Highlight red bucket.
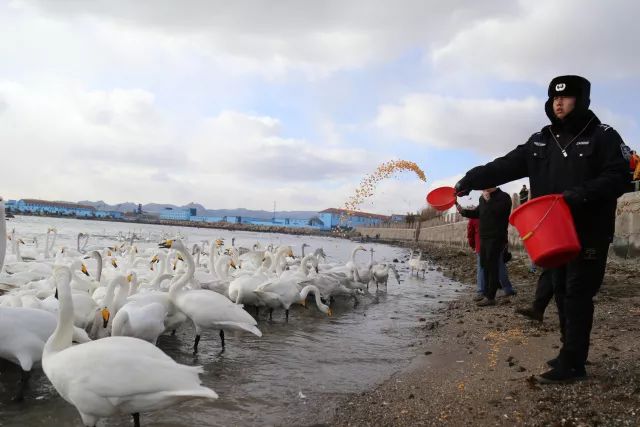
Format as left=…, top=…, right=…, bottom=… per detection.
left=426, top=186, right=456, bottom=211
left=509, top=194, right=581, bottom=268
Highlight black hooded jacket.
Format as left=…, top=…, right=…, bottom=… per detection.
left=458, top=104, right=628, bottom=243
left=458, top=188, right=512, bottom=241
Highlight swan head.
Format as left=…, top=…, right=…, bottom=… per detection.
left=80, top=263, right=90, bottom=276
left=159, top=239, right=174, bottom=249
left=101, top=307, right=110, bottom=328
left=159, top=239, right=187, bottom=253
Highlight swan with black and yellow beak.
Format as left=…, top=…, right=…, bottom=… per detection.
left=160, top=239, right=261, bottom=353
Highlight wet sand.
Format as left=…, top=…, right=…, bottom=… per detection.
left=332, top=244, right=640, bottom=426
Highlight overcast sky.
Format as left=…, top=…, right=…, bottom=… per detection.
left=1, top=0, right=638, bottom=214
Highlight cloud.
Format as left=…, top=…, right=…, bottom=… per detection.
left=188, top=111, right=373, bottom=181
left=14, top=0, right=519, bottom=77
left=0, top=80, right=403, bottom=211
left=431, top=0, right=640, bottom=83
left=376, top=93, right=545, bottom=154
left=376, top=91, right=638, bottom=156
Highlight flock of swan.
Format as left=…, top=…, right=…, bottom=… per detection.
left=0, top=197, right=401, bottom=427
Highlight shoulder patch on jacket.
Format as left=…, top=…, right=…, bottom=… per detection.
left=599, top=124, right=612, bottom=132
left=621, top=143, right=632, bottom=161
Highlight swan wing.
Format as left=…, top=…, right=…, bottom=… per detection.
left=175, top=290, right=259, bottom=331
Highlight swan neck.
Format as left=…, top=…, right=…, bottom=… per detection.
left=352, top=263, right=362, bottom=281
left=44, top=229, right=50, bottom=259
left=94, top=251, right=103, bottom=282
left=112, top=278, right=130, bottom=310
left=169, top=244, right=195, bottom=298
left=273, top=249, right=288, bottom=275
left=128, top=277, right=139, bottom=296
left=15, top=238, right=23, bottom=262
left=350, top=247, right=359, bottom=263
left=209, top=245, right=217, bottom=274
left=301, top=285, right=329, bottom=313
left=45, top=270, right=74, bottom=354
left=103, top=276, right=120, bottom=308
left=300, top=254, right=314, bottom=277
left=156, top=252, right=167, bottom=277
left=48, top=230, right=57, bottom=254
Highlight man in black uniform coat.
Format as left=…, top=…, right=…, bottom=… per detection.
left=454, top=75, right=629, bottom=383
left=456, top=187, right=511, bottom=307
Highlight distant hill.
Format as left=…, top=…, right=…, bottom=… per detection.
left=78, top=200, right=319, bottom=220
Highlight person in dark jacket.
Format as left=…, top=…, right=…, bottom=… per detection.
left=456, top=187, right=512, bottom=306
left=519, top=185, right=529, bottom=205
left=454, top=75, right=629, bottom=383
left=467, top=215, right=516, bottom=300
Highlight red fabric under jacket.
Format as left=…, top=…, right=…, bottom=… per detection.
left=467, top=218, right=480, bottom=254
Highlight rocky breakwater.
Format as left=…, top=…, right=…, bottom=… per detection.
left=613, top=191, right=640, bottom=258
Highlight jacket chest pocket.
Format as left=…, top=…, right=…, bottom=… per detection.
left=574, top=141, right=594, bottom=159
left=530, top=141, right=548, bottom=159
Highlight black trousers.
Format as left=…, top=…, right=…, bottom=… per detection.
left=532, top=269, right=553, bottom=314
left=550, top=241, right=609, bottom=369
left=480, top=238, right=504, bottom=300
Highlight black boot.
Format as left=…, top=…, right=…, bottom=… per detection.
left=537, top=366, right=586, bottom=384
left=515, top=306, right=543, bottom=322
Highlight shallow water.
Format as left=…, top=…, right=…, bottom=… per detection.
left=0, top=216, right=464, bottom=426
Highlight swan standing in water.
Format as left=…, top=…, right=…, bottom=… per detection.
left=43, top=266, right=218, bottom=427
left=160, top=239, right=261, bottom=352
left=371, top=263, right=400, bottom=290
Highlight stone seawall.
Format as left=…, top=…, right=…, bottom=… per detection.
left=357, top=192, right=640, bottom=258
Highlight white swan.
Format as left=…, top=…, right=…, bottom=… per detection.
left=353, top=247, right=375, bottom=288
left=299, top=284, right=332, bottom=316
left=371, top=263, right=400, bottom=290
left=88, top=275, right=130, bottom=339
left=254, top=277, right=304, bottom=322
left=0, top=306, right=55, bottom=400
left=408, top=250, right=419, bottom=275
left=160, top=239, right=261, bottom=352
left=0, top=305, right=91, bottom=401
left=111, top=301, right=167, bottom=345
left=43, top=266, right=218, bottom=427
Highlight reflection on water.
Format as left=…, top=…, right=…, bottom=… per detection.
left=0, top=216, right=464, bottom=426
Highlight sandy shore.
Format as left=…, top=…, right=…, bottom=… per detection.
left=331, top=244, right=640, bottom=426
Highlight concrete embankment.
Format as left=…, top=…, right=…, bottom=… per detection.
left=357, top=192, right=640, bottom=258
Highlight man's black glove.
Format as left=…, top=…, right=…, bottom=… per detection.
left=454, top=178, right=471, bottom=197
left=562, top=189, right=587, bottom=209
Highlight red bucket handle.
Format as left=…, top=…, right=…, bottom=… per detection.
left=520, top=195, right=562, bottom=242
